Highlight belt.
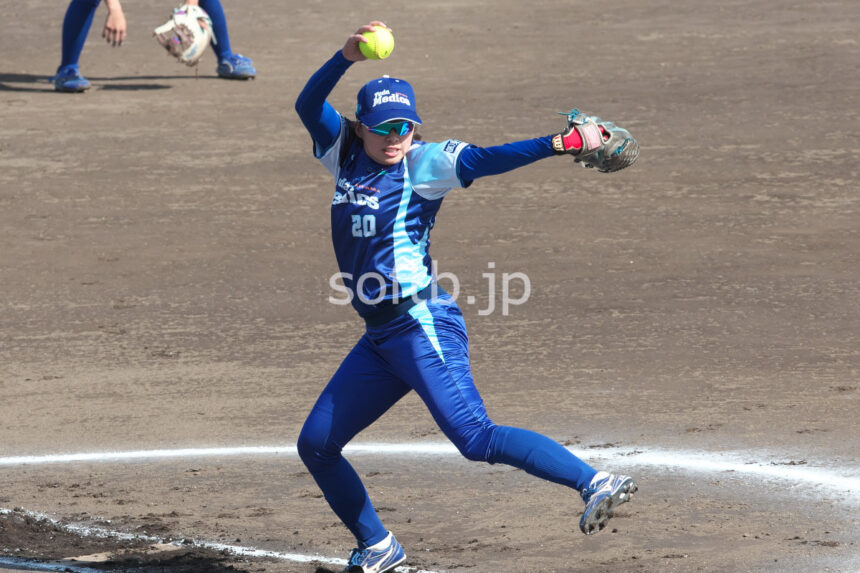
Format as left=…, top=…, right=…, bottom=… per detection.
left=362, top=285, right=438, bottom=327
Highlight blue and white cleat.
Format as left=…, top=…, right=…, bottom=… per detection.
left=216, top=53, right=256, bottom=79
left=579, top=471, right=637, bottom=535
left=344, top=531, right=406, bottom=573
left=52, top=65, right=91, bottom=92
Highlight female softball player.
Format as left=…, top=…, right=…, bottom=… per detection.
left=295, top=22, right=639, bottom=573
left=52, top=0, right=255, bottom=92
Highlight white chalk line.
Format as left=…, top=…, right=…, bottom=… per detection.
left=1, top=442, right=858, bottom=496
left=0, top=507, right=437, bottom=573
left=2, top=442, right=858, bottom=572
left=0, top=556, right=103, bottom=573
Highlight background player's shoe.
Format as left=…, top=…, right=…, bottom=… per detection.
left=216, top=54, right=256, bottom=79
left=579, top=471, right=637, bottom=535
left=344, top=531, right=406, bottom=573
left=52, top=65, right=91, bottom=92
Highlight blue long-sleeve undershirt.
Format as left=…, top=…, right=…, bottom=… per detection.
left=294, top=51, right=351, bottom=152
left=294, top=51, right=556, bottom=182
left=458, top=137, right=555, bottom=181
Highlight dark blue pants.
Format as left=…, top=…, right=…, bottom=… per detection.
left=297, top=294, right=597, bottom=548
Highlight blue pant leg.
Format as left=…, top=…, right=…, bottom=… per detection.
left=487, top=425, right=597, bottom=490
left=59, top=0, right=101, bottom=69
left=377, top=301, right=495, bottom=460
left=199, top=0, right=232, bottom=60
left=297, top=334, right=410, bottom=548
left=380, top=299, right=597, bottom=491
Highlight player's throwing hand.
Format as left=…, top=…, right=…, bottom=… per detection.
left=342, top=21, right=390, bottom=62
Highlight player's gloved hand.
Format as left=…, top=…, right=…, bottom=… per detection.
left=153, top=4, right=215, bottom=66
left=552, top=109, right=639, bottom=173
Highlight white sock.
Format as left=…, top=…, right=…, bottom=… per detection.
left=368, top=532, right=393, bottom=550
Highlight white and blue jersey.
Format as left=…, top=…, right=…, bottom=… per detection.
left=295, top=49, right=599, bottom=551
left=316, top=116, right=471, bottom=316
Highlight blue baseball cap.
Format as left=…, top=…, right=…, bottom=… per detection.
left=355, top=75, right=422, bottom=127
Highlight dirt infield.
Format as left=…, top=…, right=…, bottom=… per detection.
left=1, top=0, right=858, bottom=571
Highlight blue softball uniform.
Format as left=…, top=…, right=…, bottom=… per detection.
left=295, top=50, right=598, bottom=549
left=318, top=114, right=470, bottom=316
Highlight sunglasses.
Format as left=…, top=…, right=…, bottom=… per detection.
left=364, top=121, right=415, bottom=136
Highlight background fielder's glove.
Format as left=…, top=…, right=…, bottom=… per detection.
left=552, top=109, right=639, bottom=173
left=153, top=4, right=215, bottom=66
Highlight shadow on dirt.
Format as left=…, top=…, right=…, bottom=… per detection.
left=88, top=549, right=260, bottom=572
left=0, top=552, right=255, bottom=572
left=0, top=72, right=213, bottom=92
left=0, top=73, right=53, bottom=92
left=0, top=509, right=260, bottom=572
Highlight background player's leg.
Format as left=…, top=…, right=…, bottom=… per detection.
left=54, top=0, right=100, bottom=92
left=383, top=301, right=598, bottom=491
left=198, top=0, right=231, bottom=59
left=60, top=0, right=100, bottom=68
left=199, top=0, right=256, bottom=79
left=297, top=335, right=410, bottom=549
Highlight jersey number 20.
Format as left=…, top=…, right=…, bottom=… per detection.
left=351, top=214, right=376, bottom=238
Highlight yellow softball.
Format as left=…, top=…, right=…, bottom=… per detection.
left=359, top=27, right=395, bottom=60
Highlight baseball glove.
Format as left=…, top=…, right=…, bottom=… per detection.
left=552, top=109, right=639, bottom=173
left=153, top=4, right=215, bottom=66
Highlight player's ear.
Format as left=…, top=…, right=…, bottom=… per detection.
left=352, top=121, right=366, bottom=139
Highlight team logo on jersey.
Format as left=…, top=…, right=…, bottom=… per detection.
left=333, top=177, right=380, bottom=209
left=372, top=89, right=411, bottom=108
left=444, top=140, right=462, bottom=153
